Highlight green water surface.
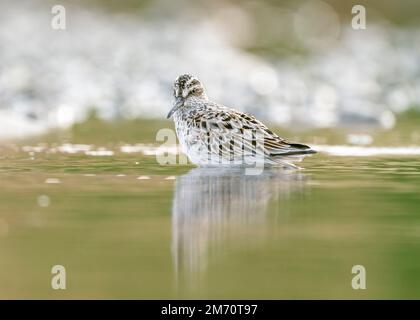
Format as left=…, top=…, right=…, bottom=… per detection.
left=1, top=149, right=419, bottom=299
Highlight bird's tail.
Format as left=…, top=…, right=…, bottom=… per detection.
left=270, top=143, right=317, bottom=157
left=266, top=143, right=316, bottom=168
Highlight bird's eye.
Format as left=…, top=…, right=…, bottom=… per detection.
left=191, top=87, right=200, bottom=95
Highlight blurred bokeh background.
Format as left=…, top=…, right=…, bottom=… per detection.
left=1, top=0, right=420, bottom=300
left=1, top=0, right=419, bottom=141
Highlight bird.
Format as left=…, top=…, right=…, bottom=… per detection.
left=167, top=74, right=316, bottom=167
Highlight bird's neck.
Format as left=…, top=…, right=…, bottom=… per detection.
left=174, top=95, right=208, bottom=120
left=182, top=95, right=208, bottom=112
left=185, top=94, right=208, bottom=104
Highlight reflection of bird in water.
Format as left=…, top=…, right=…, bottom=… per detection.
left=171, top=167, right=308, bottom=284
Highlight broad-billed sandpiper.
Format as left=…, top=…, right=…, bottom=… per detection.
left=167, top=74, right=316, bottom=167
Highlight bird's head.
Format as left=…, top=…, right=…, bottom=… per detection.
left=167, top=74, right=207, bottom=119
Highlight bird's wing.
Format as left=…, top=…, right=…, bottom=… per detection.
left=186, top=103, right=314, bottom=159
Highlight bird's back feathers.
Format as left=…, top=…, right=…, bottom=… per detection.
left=174, top=100, right=316, bottom=166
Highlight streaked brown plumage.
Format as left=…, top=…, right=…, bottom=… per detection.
left=167, top=74, right=316, bottom=167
